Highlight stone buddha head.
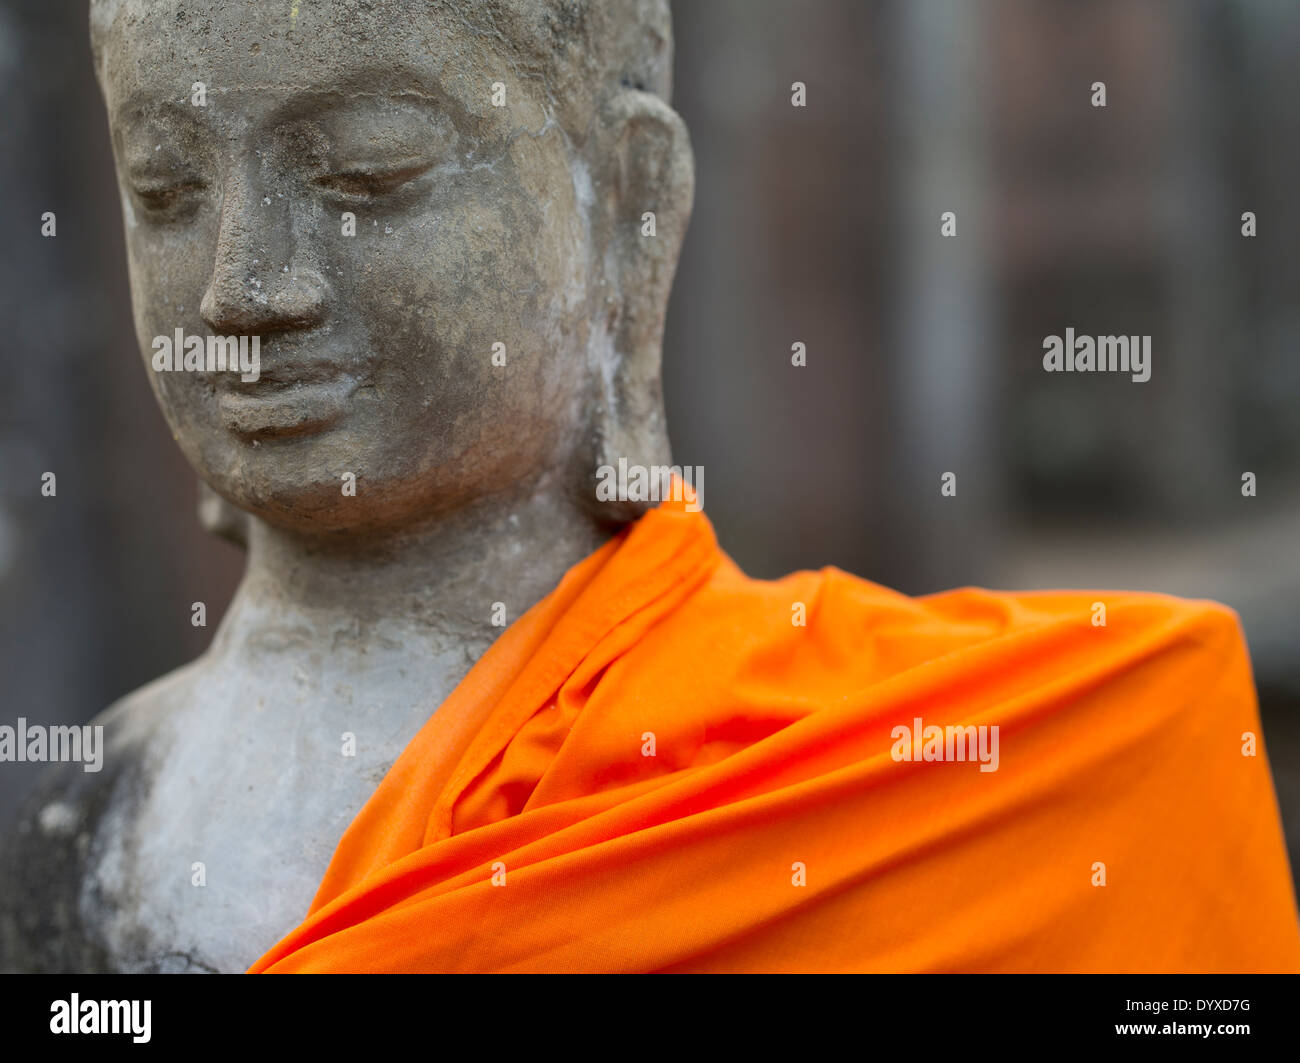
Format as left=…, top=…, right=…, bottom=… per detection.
left=91, top=0, right=693, bottom=537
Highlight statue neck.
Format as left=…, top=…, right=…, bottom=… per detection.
left=208, top=481, right=615, bottom=679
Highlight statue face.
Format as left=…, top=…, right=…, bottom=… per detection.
left=98, top=2, right=603, bottom=534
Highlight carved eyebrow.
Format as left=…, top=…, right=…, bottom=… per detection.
left=110, top=68, right=481, bottom=151
left=258, top=83, right=467, bottom=135
left=111, top=94, right=212, bottom=133
left=111, top=100, right=216, bottom=171
left=254, top=65, right=478, bottom=129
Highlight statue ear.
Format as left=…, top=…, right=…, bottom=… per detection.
left=586, top=89, right=694, bottom=523
left=198, top=479, right=249, bottom=549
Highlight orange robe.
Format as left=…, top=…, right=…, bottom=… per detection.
left=251, top=497, right=1300, bottom=972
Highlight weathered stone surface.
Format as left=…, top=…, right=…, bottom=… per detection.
left=0, top=0, right=692, bottom=972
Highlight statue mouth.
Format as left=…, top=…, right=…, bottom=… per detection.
left=220, top=355, right=349, bottom=392
left=217, top=372, right=359, bottom=441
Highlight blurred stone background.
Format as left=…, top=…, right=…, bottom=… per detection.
left=2, top=0, right=1298, bottom=891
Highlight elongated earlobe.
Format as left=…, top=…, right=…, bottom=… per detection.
left=586, top=89, right=695, bottom=523
left=198, top=479, right=249, bottom=548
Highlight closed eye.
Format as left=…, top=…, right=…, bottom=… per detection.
left=131, top=179, right=207, bottom=219
left=313, top=162, right=433, bottom=200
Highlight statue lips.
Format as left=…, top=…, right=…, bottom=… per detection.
left=217, top=350, right=360, bottom=441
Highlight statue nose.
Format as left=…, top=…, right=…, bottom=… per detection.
left=200, top=177, right=329, bottom=334
left=200, top=263, right=329, bottom=334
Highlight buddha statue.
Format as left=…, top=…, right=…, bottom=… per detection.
left=4, top=0, right=1296, bottom=975
left=0, top=0, right=691, bottom=972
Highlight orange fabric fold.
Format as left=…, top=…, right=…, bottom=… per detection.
left=250, top=497, right=1300, bottom=973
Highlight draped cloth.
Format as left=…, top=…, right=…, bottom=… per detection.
left=250, top=496, right=1300, bottom=972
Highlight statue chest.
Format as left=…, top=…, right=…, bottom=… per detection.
left=3, top=659, right=460, bottom=972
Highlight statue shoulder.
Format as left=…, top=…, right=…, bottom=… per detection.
left=0, top=661, right=204, bottom=972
